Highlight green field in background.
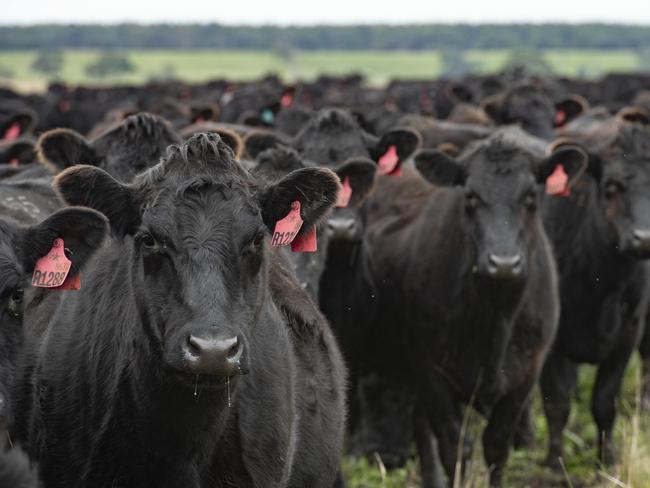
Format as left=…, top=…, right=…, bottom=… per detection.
left=0, top=49, right=644, bottom=91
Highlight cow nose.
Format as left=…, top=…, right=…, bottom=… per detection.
left=631, top=229, right=650, bottom=253
left=487, top=254, right=522, bottom=278
left=183, top=335, right=243, bottom=377
left=327, top=218, right=358, bottom=240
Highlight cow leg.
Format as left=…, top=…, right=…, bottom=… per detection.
left=639, top=327, right=650, bottom=411
left=512, top=400, right=535, bottom=450
left=420, top=377, right=466, bottom=485
left=591, top=339, right=636, bottom=466
left=414, top=402, right=445, bottom=488
left=482, top=385, right=533, bottom=487
left=540, top=350, right=578, bottom=471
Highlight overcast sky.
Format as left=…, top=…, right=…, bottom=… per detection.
left=3, top=0, right=650, bottom=25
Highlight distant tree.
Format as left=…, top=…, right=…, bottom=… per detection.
left=502, top=48, right=554, bottom=75
left=440, top=49, right=477, bottom=77
left=148, top=64, right=178, bottom=82
left=31, top=50, right=63, bottom=77
left=85, top=52, right=135, bottom=78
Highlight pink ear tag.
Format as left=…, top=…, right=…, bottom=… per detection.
left=271, top=201, right=304, bottom=247
left=31, top=238, right=72, bottom=288
left=281, top=94, right=293, bottom=108
left=291, top=226, right=317, bottom=253
left=9, top=158, right=19, bottom=167
left=194, top=116, right=205, bottom=123
left=3, top=122, right=20, bottom=141
left=336, top=177, right=353, bottom=208
left=377, top=145, right=400, bottom=176
left=546, top=164, right=570, bottom=196
left=555, top=110, right=567, bottom=127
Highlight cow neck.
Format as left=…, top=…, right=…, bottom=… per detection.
left=545, top=182, right=637, bottom=288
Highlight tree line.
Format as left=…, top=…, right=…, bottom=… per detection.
left=1, top=23, right=650, bottom=50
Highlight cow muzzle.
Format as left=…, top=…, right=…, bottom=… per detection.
left=182, top=334, right=245, bottom=377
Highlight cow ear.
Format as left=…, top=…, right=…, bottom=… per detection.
left=0, top=138, right=36, bottom=165
left=54, top=165, right=140, bottom=236
left=22, top=207, right=108, bottom=275
left=414, top=149, right=466, bottom=186
left=617, top=106, right=650, bottom=126
left=244, top=130, right=291, bottom=159
left=335, top=158, right=377, bottom=207
left=254, top=145, right=305, bottom=181
left=213, top=128, right=243, bottom=160
left=538, top=143, right=589, bottom=187
left=555, top=95, right=588, bottom=126
left=37, top=128, right=98, bottom=173
left=259, top=167, right=341, bottom=233
left=481, top=93, right=504, bottom=124
left=372, top=128, right=421, bottom=164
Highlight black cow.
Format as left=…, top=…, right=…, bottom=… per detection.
left=245, top=108, right=420, bottom=468
left=16, top=133, right=346, bottom=488
left=362, top=128, right=585, bottom=486
left=0, top=182, right=108, bottom=488
left=37, top=112, right=181, bottom=181
left=540, top=121, right=650, bottom=468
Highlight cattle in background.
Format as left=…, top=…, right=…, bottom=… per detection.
left=36, top=112, right=181, bottom=182
left=361, top=128, right=586, bottom=486
left=540, top=120, right=650, bottom=468
left=244, top=108, right=420, bottom=468
left=15, top=133, right=346, bottom=488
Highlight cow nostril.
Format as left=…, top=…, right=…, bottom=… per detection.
left=227, top=337, right=241, bottom=360
left=187, top=335, right=201, bottom=355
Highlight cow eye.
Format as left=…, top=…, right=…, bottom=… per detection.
left=7, top=287, right=24, bottom=318
left=604, top=181, right=623, bottom=198
left=523, top=191, right=537, bottom=210
left=465, top=190, right=478, bottom=212
left=141, top=233, right=157, bottom=249
left=253, top=232, right=265, bottom=247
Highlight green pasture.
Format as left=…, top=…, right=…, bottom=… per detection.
left=0, top=49, right=644, bottom=91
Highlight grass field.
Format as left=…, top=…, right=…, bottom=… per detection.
left=342, top=356, right=650, bottom=487
left=0, top=49, right=645, bottom=91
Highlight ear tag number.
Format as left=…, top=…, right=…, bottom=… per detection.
left=546, top=164, right=570, bottom=196
left=31, top=238, right=72, bottom=288
left=291, top=226, right=317, bottom=253
left=336, top=177, right=353, bottom=208
left=377, top=145, right=400, bottom=176
left=271, top=201, right=303, bottom=247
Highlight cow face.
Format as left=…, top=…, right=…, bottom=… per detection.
left=38, top=113, right=181, bottom=181
left=415, top=131, right=587, bottom=281
left=590, top=124, right=650, bottom=257
left=0, top=207, right=107, bottom=426
left=55, top=133, right=340, bottom=389
left=484, top=85, right=556, bottom=140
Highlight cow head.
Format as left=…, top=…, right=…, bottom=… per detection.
left=483, top=84, right=556, bottom=140
left=38, top=113, right=181, bottom=181
left=584, top=123, right=650, bottom=257
left=0, top=207, right=107, bottom=426
left=415, top=129, right=587, bottom=281
left=55, top=133, right=340, bottom=390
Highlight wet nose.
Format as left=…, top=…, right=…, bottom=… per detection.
left=487, top=254, right=523, bottom=279
left=327, top=218, right=358, bottom=240
left=631, top=229, right=650, bottom=253
left=183, top=335, right=243, bottom=377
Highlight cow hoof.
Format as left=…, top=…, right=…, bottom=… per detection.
left=599, top=445, right=617, bottom=467
left=544, top=453, right=564, bottom=472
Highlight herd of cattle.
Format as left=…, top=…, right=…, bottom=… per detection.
left=1, top=70, right=650, bottom=488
